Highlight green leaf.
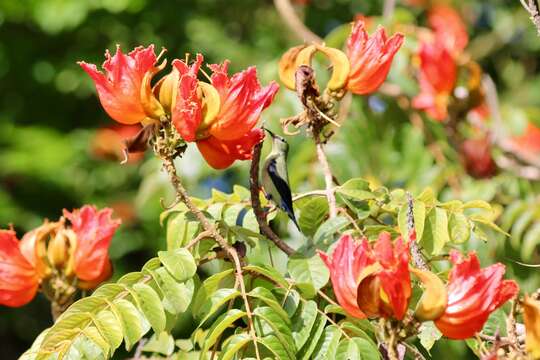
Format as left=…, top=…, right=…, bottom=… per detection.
left=192, top=269, right=235, bottom=318
left=243, top=264, right=289, bottom=289
left=142, top=332, right=175, bottom=356
left=449, top=212, right=470, bottom=244
left=248, top=287, right=290, bottom=324
left=297, top=314, right=327, bottom=360
left=291, top=301, right=318, bottom=350
left=201, top=309, right=247, bottom=355
left=287, top=256, right=329, bottom=298
left=153, top=268, right=193, bottom=314
left=418, top=322, right=442, bottom=353
left=422, top=208, right=450, bottom=255
left=258, top=335, right=293, bottom=360
left=132, top=283, right=166, bottom=334
left=462, top=200, right=492, bottom=210
left=339, top=178, right=371, bottom=191
left=94, top=310, right=123, bottom=353
left=112, top=299, right=145, bottom=351
left=522, top=222, right=540, bottom=261
left=223, top=204, right=246, bottom=226
left=313, top=216, right=350, bottom=246
left=335, top=338, right=379, bottom=360
left=312, top=325, right=341, bottom=360
left=66, top=334, right=106, bottom=360
left=219, top=333, right=251, bottom=360
left=253, top=307, right=296, bottom=358
left=158, top=248, right=197, bottom=282
left=198, top=288, right=241, bottom=324
left=337, top=188, right=375, bottom=201
left=299, top=197, right=329, bottom=237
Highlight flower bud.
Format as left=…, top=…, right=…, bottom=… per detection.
left=140, top=60, right=167, bottom=120
left=523, top=295, right=540, bottom=359
left=278, top=45, right=308, bottom=90
left=157, top=67, right=180, bottom=112
left=47, top=231, right=69, bottom=269
left=195, top=81, right=221, bottom=138
left=410, top=268, right=448, bottom=322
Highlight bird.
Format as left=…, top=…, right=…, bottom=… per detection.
left=261, top=128, right=301, bottom=231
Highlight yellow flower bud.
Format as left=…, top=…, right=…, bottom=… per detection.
left=411, top=267, right=448, bottom=322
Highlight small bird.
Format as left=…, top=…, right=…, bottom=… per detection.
left=261, top=128, right=301, bottom=231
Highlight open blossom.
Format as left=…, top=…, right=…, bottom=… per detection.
left=0, top=230, right=43, bottom=307
left=434, top=251, right=519, bottom=339
left=412, top=42, right=457, bottom=121
left=79, top=45, right=162, bottom=125
left=346, top=21, right=404, bottom=95
left=319, top=233, right=411, bottom=320
left=427, top=5, right=468, bottom=57
left=172, top=55, right=279, bottom=169
left=63, top=206, right=121, bottom=285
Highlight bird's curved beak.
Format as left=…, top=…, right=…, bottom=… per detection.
left=263, top=127, right=276, bottom=138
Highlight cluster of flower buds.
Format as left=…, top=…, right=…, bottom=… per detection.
left=0, top=206, right=120, bottom=308
left=79, top=47, right=278, bottom=169
left=279, top=20, right=404, bottom=99
left=319, top=233, right=519, bottom=340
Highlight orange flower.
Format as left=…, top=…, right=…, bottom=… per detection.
left=172, top=56, right=279, bottom=169
left=0, top=230, right=42, bottom=307
left=91, top=124, right=144, bottom=163
left=79, top=45, right=162, bottom=125
left=412, top=42, right=457, bottom=121
left=63, top=206, right=121, bottom=283
left=523, top=295, right=540, bottom=359
left=510, top=123, right=540, bottom=157
left=319, top=232, right=411, bottom=320
left=427, top=5, right=469, bottom=57
left=345, top=21, right=404, bottom=95
left=434, top=251, right=519, bottom=339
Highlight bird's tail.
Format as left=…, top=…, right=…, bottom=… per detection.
left=288, top=210, right=302, bottom=233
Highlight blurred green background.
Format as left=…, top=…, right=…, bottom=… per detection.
left=1, top=0, right=540, bottom=358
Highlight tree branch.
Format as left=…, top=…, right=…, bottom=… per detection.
left=249, top=141, right=296, bottom=256
left=406, top=192, right=429, bottom=270
left=273, top=0, right=322, bottom=43
left=520, top=0, right=540, bottom=35
left=316, top=142, right=338, bottom=218
left=161, top=156, right=260, bottom=359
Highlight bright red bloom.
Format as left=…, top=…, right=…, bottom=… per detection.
left=63, top=206, right=121, bottom=282
left=319, top=233, right=411, bottom=320
left=412, top=42, right=457, bottom=121
left=79, top=45, right=159, bottom=125
left=0, top=230, right=42, bottom=307
left=460, top=137, right=497, bottom=179
left=434, top=251, right=519, bottom=339
left=345, top=21, right=404, bottom=95
left=172, top=56, right=278, bottom=169
left=510, top=123, right=540, bottom=156
left=428, top=5, right=469, bottom=57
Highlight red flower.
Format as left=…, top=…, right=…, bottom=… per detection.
left=63, top=206, right=121, bottom=283
left=510, top=123, right=540, bottom=157
left=172, top=56, right=279, bottom=169
left=428, top=5, right=469, bottom=57
left=460, top=137, right=497, bottom=179
left=412, top=42, right=457, bottom=121
left=345, top=21, right=404, bottom=95
left=0, top=230, right=42, bottom=307
left=319, top=232, right=411, bottom=320
left=79, top=45, right=160, bottom=125
left=434, top=251, right=519, bottom=339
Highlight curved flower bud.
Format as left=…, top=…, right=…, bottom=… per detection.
left=63, top=206, right=121, bottom=284
left=428, top=5, right=468, bottom=57
left=412, top=42, right=457, bottom=121
left=207, top=62, right=279, bottom=141
left=345, top=21, right=404, bottom=95
left=319, top=232, right=411, bottom=320
left=0, top=230, right=41, bottom=307
left=411, top=268, right=447, bottom=322
left=79, top=45, right=163, bottom=125
left=434, top=251, right=519, bottom=339
left=279, top=45, right=308, bottom=90
left=523, top=295, right=540, bottom=359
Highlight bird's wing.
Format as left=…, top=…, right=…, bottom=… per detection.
left=267, top=158, right=294, bottom=215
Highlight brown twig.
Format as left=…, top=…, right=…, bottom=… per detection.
left=520, top=0, right=540, bottom=35
left=316, top=142, right=338, bottom=218
left=161, top=156, right=261, bottom=359
left=249, top=141, right=296, bottom=256
left=273, top=0, right=322, bottom=43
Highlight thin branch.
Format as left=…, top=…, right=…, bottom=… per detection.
left=383, top=0, right=397, bottom=22
left=406, top=192, right=429, bottom=270
left=273, top=0, right=322, bottom=43
left=185, top=230, right=212, bottom=250
left=292, top=189, right=333, bottom=202
left=249, top=141, right=296, bottom=256
left=520, top=0, right=540, bottom=35
left=161, top=156, right=261, bottom=359
left=316, top=142, right=338, bottom=218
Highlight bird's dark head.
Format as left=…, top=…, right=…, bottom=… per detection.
left=264, top=128, right=289, bottom=153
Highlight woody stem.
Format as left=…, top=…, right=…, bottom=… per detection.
left=315, top=141, right=338, bottom=218
left=161, top=155, right=261, bottom=359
